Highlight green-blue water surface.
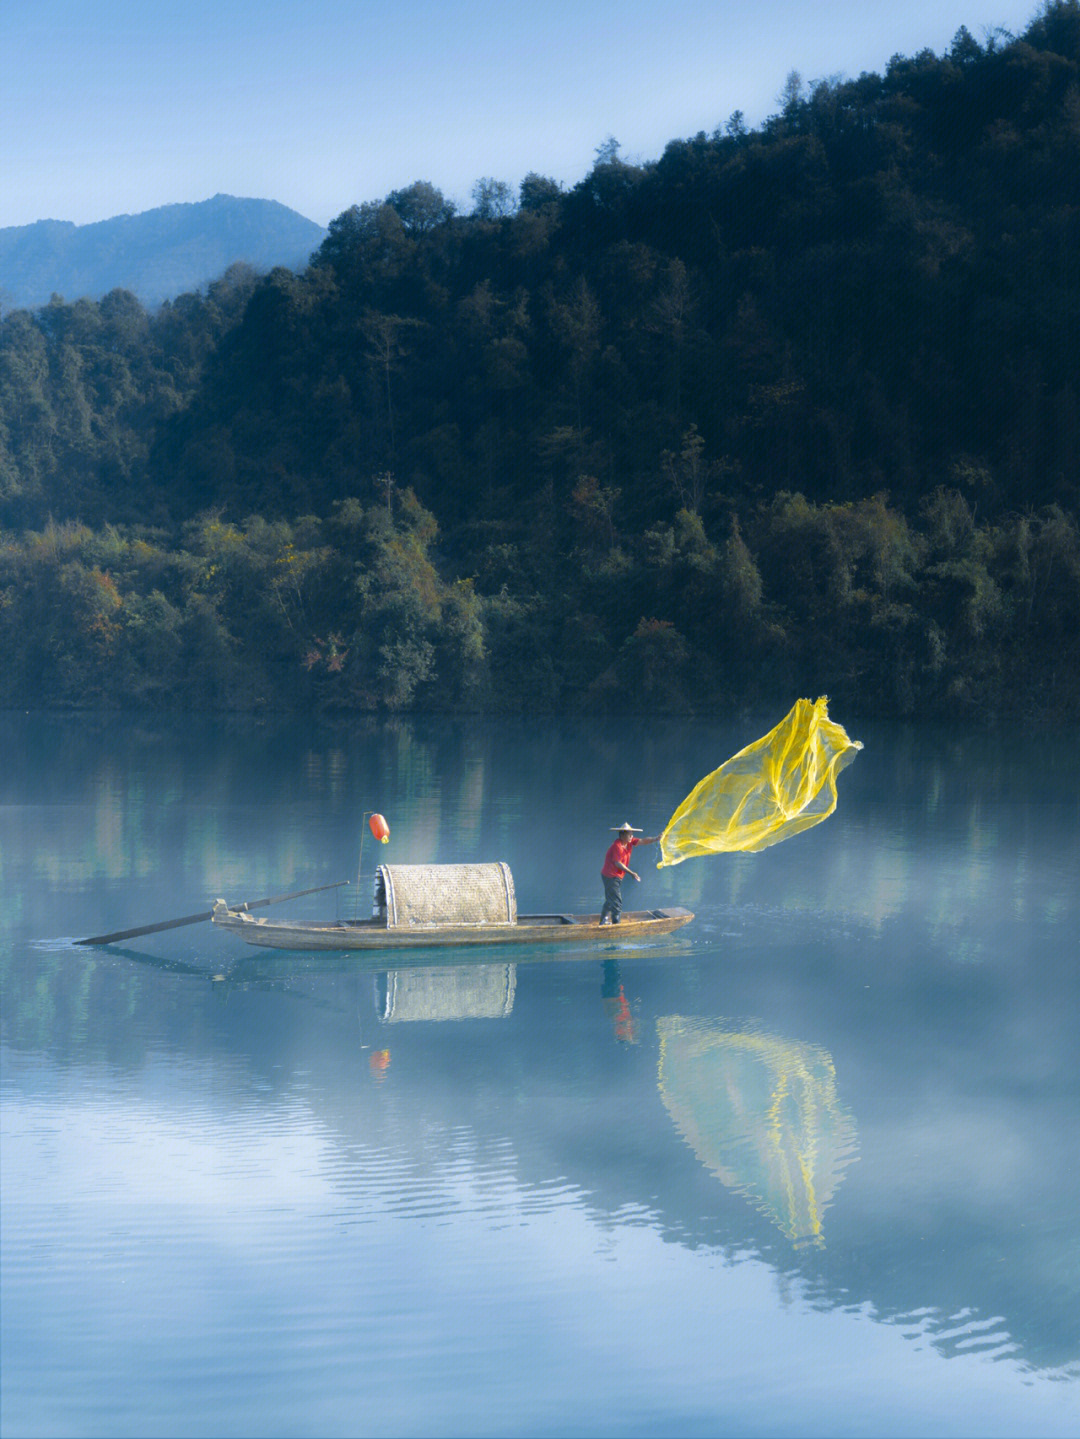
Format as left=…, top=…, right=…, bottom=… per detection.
left=2, top=711, right=1077, bottom=1437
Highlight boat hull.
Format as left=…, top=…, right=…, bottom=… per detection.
left=211, top=906, right=694, bottom=952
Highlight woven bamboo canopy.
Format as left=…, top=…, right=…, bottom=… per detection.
left=377, top=862, right=517, bottom=929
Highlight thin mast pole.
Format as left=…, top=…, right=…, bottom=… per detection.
left=354, top=812, right=371, bottom=920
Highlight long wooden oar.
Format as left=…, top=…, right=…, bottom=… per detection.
left=75, top=880, right=349, bottom=946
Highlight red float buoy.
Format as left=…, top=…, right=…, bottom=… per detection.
left=368, top=813, right=390, bottom=844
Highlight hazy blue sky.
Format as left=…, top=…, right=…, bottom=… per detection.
left=2, top=0, right=1043, bottom=230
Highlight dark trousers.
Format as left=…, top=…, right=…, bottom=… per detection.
left=601, top=875, right=624, bottom=923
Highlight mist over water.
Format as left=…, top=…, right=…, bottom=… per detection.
left=2, top=711, right=1078, bottom=1437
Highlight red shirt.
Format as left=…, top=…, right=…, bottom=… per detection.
left=602, top=837, right=640, bottom=878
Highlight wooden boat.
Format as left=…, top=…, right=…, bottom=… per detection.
left=211, top=860, right=693, bottom=953
left=210, top=904, right=695, bottom=951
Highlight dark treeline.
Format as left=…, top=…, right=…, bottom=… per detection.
left=2, top=4, right=1079, bottom=720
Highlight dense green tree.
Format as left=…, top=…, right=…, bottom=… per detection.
left=471, top=179, right=516, bottom=219
left=385, top=181, right=456, bottom=235
left=518, top=174, right=562, bottom=210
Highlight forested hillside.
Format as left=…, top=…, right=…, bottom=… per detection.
left=2, top=5, right=1078, bottom=720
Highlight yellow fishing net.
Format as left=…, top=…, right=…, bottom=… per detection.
left=658, top=696, right=862, bottom=867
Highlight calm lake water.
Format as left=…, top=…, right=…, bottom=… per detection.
left=2, top=710, right=1078, bottom=1438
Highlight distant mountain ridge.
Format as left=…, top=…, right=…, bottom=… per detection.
left=0, top=194, right=327, bottom=310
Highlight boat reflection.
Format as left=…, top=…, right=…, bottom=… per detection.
left=375, top=965, right=516, bottom=1022
left=657, top=1016, right=858, bottom=1248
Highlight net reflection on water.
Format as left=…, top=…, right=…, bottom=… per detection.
left=657, top=1015, right=859, bottom=1248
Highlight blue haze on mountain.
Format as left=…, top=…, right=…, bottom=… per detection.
left=0, top=194, right=327, bottom=311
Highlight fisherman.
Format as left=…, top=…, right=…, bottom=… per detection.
left=600, top=823, right=661, bottom=924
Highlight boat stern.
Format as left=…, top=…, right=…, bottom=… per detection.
left=211, top=898, right=248, bottom=931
